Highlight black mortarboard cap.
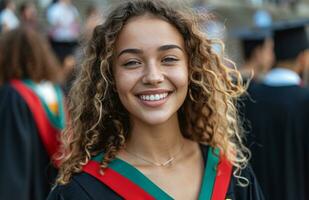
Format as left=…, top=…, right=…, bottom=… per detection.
left=273, top=19, right=309, bottom=61
left=235, top=28, right=272, bottom=60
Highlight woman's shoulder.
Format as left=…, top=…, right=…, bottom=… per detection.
left=0, top=81, right=33, bottom=106
left=47, top=175, right=92, bottom=200
left=0, top=83, right=30, bottom=114
left=0, top=83, right=21, bottom=100
left=47, top=173, right=122, bottom=200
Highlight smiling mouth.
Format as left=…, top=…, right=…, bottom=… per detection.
left=138, top=92, right=169, bottom=101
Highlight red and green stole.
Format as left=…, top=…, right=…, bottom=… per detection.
left=83, top=147, right=232, bottom=200
left=10, top=79, right=65, bottom=165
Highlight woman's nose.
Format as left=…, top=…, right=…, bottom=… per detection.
left=142, top=62, right=164, bottom=85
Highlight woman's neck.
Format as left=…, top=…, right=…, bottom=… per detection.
left=125, top=114, right=185, bottom=162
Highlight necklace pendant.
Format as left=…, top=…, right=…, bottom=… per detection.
left=161, top=157, right=175, bottom=166
left=125, top=141, right=184, bottom=167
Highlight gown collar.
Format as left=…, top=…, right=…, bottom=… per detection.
left=85, top=145, right=231, bottom=200
left=262, top=68, right=301, bottom=86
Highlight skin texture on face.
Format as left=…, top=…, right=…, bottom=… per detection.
left=113, top=15, right=189, bottom=127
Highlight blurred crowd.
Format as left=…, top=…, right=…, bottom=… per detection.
left=0, top=0, right=102, bottom=93
left=0, top=0, right=308, bottom=200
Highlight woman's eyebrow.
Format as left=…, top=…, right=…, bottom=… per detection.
left=117, top=48, right=142, bottom=57
left=158, top=44, right=184, bottom=52
left=117, top=44, right=184, bottom=58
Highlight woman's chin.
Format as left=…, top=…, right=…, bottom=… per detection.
left=133, top=112, right=177, bottom=126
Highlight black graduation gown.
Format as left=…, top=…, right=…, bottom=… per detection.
left=0, top=84, right=57, bottom=200
left=241, top=83, right=309, bottom=200
left=47, top=145, right=265, bottom=200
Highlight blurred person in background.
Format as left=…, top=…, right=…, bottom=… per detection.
left=0, top=0, right=19, bottom=32
left=19, top=1, right=38, bottom=30
left=0, top=26, right=66, bottom=200
left=239, top=29, right=275, bottom=83
left=46, top=0, right=80, bottom=61
left=242, top=20, right=309, bottom=200
left=46, top=0, right=81, bottom=96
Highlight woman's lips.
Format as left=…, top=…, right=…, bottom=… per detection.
left=135, top=90, right=173, bottom=107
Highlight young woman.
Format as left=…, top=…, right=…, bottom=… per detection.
left=48, top=1, right=264, bottom=199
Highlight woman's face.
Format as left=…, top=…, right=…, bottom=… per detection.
left=113, top=15, right=189, bottom=126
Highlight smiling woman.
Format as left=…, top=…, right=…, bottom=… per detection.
left=47, top=1, right=265, bottom=200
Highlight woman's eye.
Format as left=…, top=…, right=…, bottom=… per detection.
left=162, top=57, right=179, bottom=63
left=123, top=60, right=141, bottom=67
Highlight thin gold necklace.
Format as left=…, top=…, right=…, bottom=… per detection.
left=125, top=141, right=185, bottom=167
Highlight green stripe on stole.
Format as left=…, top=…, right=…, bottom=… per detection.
left=198, top=147, right=220, bottom=200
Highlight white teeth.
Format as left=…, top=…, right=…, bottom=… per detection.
left=139, top=93, right=168, bottom=101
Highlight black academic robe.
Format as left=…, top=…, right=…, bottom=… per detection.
left=47, top=145, right=265, bottom=200
left=0, top=84, right=57, bottom=200
left=241, top=83, right=309, bottom=200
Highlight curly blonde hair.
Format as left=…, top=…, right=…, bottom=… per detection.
left=57, top=0, right=249, bottom=184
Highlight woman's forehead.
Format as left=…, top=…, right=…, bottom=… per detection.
left=115, top=15, right=185, bottom=52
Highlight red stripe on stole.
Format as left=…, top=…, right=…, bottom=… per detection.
left=83, top=161, right=155, bottom=200
left=10, top=80, right=59, bottom=165
left=211, top=156, right=232, bottom=200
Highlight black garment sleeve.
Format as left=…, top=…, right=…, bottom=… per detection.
left=0, top=85, right=37, bottom=199
left=46, top=181, right=92, bottom=200
left=227, top=164, right=265, bottom=200
left=47, top=173, right=123, bottom=200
